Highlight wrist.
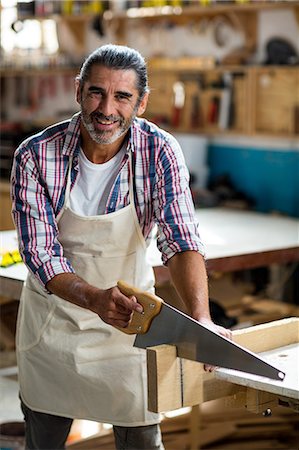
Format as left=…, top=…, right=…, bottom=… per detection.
left=84, top=284, right=103, bottom=313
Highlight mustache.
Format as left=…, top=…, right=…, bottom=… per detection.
left=92, top=112, right=121, bottom=122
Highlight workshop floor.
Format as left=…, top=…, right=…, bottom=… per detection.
left=1, top=377, right=298, bottom=450
left=66, top=400, right=299, bottom=450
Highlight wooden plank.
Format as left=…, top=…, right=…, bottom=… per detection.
left=146, top=318, right=299, bottom=413
left=232, top=317, right=299, bottom=352
left=255, top=68, right=299, bottom=134
left=147, top=344, right=182, bottom=413
left=183, top=360, right=242, bottom=405
left=147, top=347, right=243, bottom=413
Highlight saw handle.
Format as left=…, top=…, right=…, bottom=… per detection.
left=117, top=280, right=163, bottom=335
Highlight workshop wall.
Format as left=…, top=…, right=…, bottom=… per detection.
left=208, top=138, right=299, bottom=217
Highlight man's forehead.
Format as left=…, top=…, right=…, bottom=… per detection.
left=85, top=65, right=138, bottom=87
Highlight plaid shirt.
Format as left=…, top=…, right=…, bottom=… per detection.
left=11, top=113, right=204, bottom=288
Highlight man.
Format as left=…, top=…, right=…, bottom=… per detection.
left=11, top=44, right=230, bottom=450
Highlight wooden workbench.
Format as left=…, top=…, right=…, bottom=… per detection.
left=1, top=207, right=299, bottom=299
left=146, top=317, right=299, bottom=449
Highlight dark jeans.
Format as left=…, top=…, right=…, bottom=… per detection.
left=20, top=399, right=164, bottom=450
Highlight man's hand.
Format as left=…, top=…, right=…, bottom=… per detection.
left=88, top=286, right=143, bottom=328
left=46, top=273, right=143, bottom=329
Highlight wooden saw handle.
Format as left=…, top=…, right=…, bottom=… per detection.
left=117, top=280, right=163, bottom=335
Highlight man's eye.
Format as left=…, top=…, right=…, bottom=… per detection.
left=116, top=94, right=130, bottom=101
left=90, top=91, right=102, bottom=97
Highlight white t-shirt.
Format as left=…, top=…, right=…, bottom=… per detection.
left=70, top=146, right=126, bottom=216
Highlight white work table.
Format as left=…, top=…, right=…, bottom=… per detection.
left=149, top=207, right=299, bottom=276
left=216, top=342, right=299, bottom=402
left=1, top=207, right=299, bottom=299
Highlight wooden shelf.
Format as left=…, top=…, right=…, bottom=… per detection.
left=1, top=1, right=297, bottom=139
left=0, top=65, right=297, bottom=138
left=103, top=1, right=299, bottom=21
left=15, top=2, right=298, bottom=22
left=0, top=67, right=78, bottom=77
left=145, top=65, right=299, bottom=137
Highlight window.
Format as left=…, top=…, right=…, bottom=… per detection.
left=1, top=0, right=58, bottom=58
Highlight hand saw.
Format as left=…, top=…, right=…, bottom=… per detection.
left=117, top=281, right=285, bottom=381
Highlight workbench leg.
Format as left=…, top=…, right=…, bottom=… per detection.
left=189, top=405, right=202, bottom=450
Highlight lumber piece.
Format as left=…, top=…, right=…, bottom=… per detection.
left=232, top=317, right=299, bottom=352
left=147, top=344, right=182, bottom=412
left=147, top=345, right=242, bottom=413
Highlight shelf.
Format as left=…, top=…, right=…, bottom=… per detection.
left=14, top=2, right=298, bottom=22
left=1, top=65, right=297, bottom=138
left=1, top=64, right=297, bottom=77
left=146, top=65, right=299, bottom=137
left=1, top=1, right=298, bottom=140
left=0, top=67, right=79, bottom=77
left=103, top=1, right=299, bottom=21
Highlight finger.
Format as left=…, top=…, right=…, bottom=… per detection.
left=221, top=328, right=232, bottom=340
left=106, top=310, right=132, bottom=322
left=117, top=303, right=133, bottom=314
left=116, top=291, right=143, bottom=313
left=204, top=364, right=218, bottom=372
left=216, top=325, right=232, bottom=340
left=130, top=295, right=143, bottom=313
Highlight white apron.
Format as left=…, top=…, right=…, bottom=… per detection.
left=16, top=151, right=160, bottom=426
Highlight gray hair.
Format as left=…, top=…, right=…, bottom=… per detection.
left=76, top=44, right=149, bottom=100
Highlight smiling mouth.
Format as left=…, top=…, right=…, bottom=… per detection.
left=95, top=118, right=118, bottom=125
left=93, top=114, right=120, bottom=127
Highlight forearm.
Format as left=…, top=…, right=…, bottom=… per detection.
left=167, top=250, right=211, bottom=322
left=46, top=273, right=101, bottom=313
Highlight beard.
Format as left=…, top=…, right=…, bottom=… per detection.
left=81, top=108, right=137, bottom=145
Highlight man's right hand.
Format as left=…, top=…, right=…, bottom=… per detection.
left=89, top=286, right=143, bottom=328
left=46, top=273, right=143, bottom=329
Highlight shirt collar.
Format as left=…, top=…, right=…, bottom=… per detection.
left=62, top=112, right=81, bottom=157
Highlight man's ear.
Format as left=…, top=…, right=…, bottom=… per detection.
left=75, top=79, right=81, bottom=105
left=137, top=92, right=149, bottom=116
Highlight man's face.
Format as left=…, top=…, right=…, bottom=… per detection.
left=76, top=65, right=148, bottom=145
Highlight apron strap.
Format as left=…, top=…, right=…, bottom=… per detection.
left=64, top=156, right=73, bottom=207
left=128, top=150, right=135, bottom=207
left=56, top=156, right=73, bottom=222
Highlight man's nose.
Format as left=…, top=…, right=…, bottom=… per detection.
left=97, top=95, right=114, bottom=116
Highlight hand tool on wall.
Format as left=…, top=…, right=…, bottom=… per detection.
left=172, top=81, right=185, bottom=128
left=117, top=280, right=285, bottom=381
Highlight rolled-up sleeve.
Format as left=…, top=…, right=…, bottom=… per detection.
left=10, top=144, right=74, bottom=289
left=153, top=137, right=205, bottom=264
